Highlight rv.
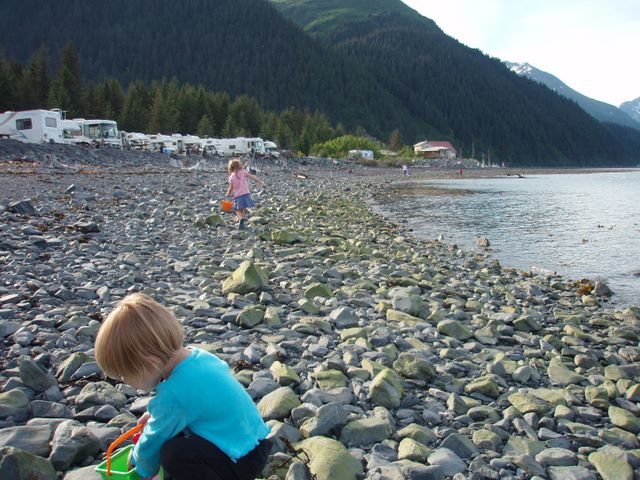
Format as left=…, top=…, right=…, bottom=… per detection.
left=0, top=109, right=67, bottom=144
left=201, top=138, right=224, bottom=157
left=172, top=134, right=203, bottom=154
left=70, top=118, right=122, bottom=148
left=148, top=134, right=180, bottom=154
left=217, top=137, right=265, bottom=157
left=263, top=140, right=280, bottom=159
left=123, top=132, right=151, bottom=151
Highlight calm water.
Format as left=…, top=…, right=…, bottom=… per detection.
left=374, top=171, right=640, bottom=308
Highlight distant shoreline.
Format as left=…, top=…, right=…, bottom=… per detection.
left=399, top=166, right=640, bottom=181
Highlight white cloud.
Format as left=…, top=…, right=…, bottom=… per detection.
left=403, top=0, right=640, bottom=105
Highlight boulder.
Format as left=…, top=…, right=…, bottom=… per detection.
left=222, top=260, right=269, bottom=295
left=295, top=436, right=363, bottom=480
left=0, top=446, right=56, bottom=480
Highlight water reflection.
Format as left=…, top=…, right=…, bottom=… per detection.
left=375, top=172, right=640, bottom=308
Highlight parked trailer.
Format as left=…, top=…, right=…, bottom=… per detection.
left=70, top=118, right=122, bottom=148
left=0, top=109, right=68, bottom=144
left=217, top=137, right=265, bottom=156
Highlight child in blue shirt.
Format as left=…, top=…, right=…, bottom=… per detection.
left=95, top=293, right=271, bottom=480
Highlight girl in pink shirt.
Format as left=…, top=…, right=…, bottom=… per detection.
left=226, top=158, right=264, bottom=230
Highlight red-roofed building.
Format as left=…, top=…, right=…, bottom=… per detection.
left=413, top=140, right=457, bottom=159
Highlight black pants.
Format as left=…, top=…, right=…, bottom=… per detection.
left=160, top=434, right=270, bottom=480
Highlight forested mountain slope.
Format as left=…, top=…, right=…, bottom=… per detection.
left=0, top=0, right=639, bottom=165
left=271, top=0, right=640, bottom=166
left=0, top=0, right=429, bottom=139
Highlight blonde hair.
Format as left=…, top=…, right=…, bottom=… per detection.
left=228, top=158, right=243, bottom=174
left=95, top=293, right=184, bottom=380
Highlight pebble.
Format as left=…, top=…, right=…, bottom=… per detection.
left=0, top=144, right=638, bottom=479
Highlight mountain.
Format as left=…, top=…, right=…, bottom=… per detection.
left=0, top=0, right=428, bottom=140
left=505, top=62, right=640, bottom=131
left=269, top=0, right=640, bottom=166
left=0, top=0, right=639, bottom=166
left=620, top=97, right=640, bottom=124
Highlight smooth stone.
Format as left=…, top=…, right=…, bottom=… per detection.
left=0, top=425, right=52, bottom=457
left=436, top=319, right=473, bottom=340
left=588, top=450, right=633, bottom=480
left=535, top=447, right=578, bottom=466
left=0, top=389, right=30, bottom=421
left=608, top=405, right=640, bottom=433
left=295, top=436, right=363, bottom=480
left=222, top=260, right=269, bottom=295
left=508, top=392, right=553, bottom=415
left=257, top=387, right=301, bottom=420
left=369, top=368, right=404, bottom=409
left=396, top=423, right=437, bottom=445
left=398, top=438, right=431, bottom=462
left=340, top=416, right=393, bottom=447
left=427, top=448, right=466, bottom=476
left=270, top=361, right=301, bottom=386
left=299, top=402, right=347, bottom=438
left=440, top=432, right=479, bottom=459
left=0, top=446, right=56, bottom=480
left=393, top=352, right=435, bottom=381
left=48, top=420, right=100, bottom=470
left=547, top=466, right=597, bottom=480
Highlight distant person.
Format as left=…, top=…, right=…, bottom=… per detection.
left=226, top=158, right=265, bottom=230
left=94, top=293, right=271, bottom=480
left=402, top=164, right=410, bottom=176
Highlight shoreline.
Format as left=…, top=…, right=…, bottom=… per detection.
left=1, top=155, right=639, bottom=479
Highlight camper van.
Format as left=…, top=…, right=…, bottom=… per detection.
left=0, top=109, right=67, bottom=144
left=217, top=137, right=265, bottom=157
left=70, top=118, right=122, bottom=148
left=263, top=140, right=280, bottom=159
left=122, top=132, right=151, bottom=151
left=147, top=134, right=180, bottom=153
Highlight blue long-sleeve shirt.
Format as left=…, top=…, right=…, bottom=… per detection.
left=131, top=348, right=270, bottom=478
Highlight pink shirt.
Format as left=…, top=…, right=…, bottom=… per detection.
left=228, top=169, right=250, bottom=197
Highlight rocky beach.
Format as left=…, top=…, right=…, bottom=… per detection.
left=1, top=142, right=639, bottom=480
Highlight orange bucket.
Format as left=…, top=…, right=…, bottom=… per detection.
left=220, top=199, right=233, bottom=213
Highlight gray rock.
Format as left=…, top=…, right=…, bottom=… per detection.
left=48, top=420, right=100, bottom=470
left=8, top=200, right=35, bottom=215
left=0, top=425, right=52, bottom=457
left=62, top=465, right=103, bottom=480
left=427, top=448, right=466, bottom=476
left=300, top=402, right=347, bottom=438
left=535, top=447, right=578, bottom=466
left=74, top=381, right=127, bottom=410
left=340, top=416, right=394, bottom=447
left=0, top=389, right=30, bottom=422
left=547, top=466, right=597, bottom=480
left=329, top=306, right=359, bottom=328
left=440, top=432, right=479, bottom=459
left=19, top=356, right=57, bottom=392
left=0, top=446, right=57, bottom=480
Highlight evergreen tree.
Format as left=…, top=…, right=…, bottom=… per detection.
left=120, top=81, right=151, bottom=132
left=97, top=78, right=125, bottom=119
left=0, top=51, right=14, bottom=111
left=21, top=45, right=50, bottom=109
left=389, top=128, right=404, bottom=152
left=208, top=92, right=230, bottom=136
left=227, top=95, right=263, bottom=137
left=196, top=114, right=214, bottom=137
left=49, top=43, right=83, bottom=116
left=82, top=81, right=101, bottom=118
left=147, top=80, right=180, bottom=133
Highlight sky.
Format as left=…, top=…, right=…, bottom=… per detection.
left=402, top=0, right=640, bottom=106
